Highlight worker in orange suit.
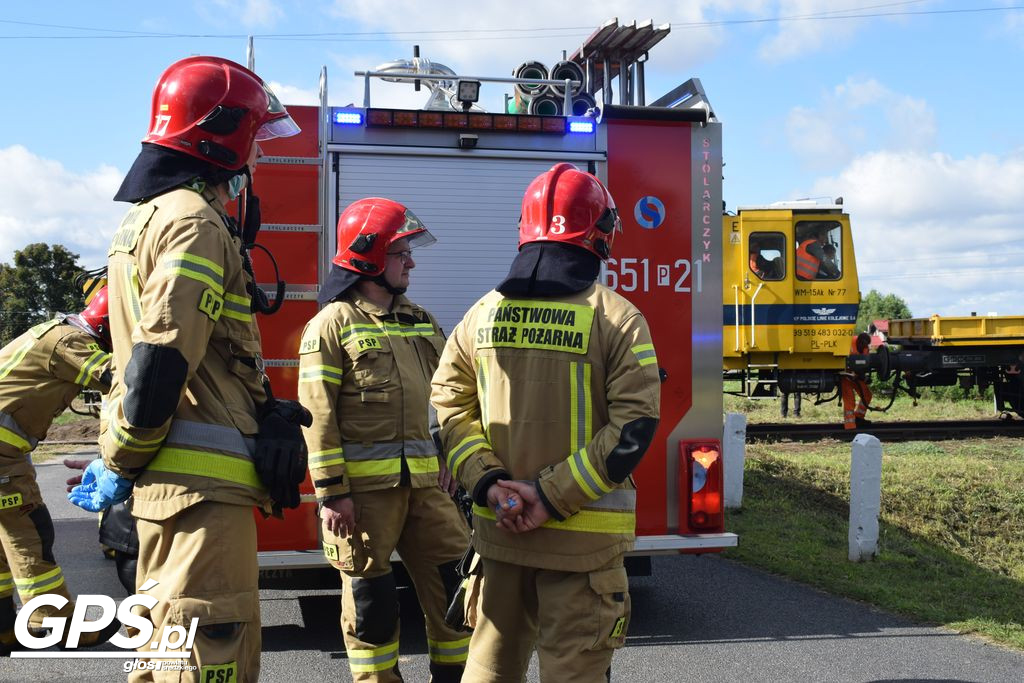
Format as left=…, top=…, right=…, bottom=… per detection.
left=840, top=332, right=873, bottom=429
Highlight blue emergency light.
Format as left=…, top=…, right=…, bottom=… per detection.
left=334, top=110, right=364, bottom=125
left=567, top=118, right=596, bottom=134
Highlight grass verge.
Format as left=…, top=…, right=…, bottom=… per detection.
left=723, top=436, right=1024, bottom=650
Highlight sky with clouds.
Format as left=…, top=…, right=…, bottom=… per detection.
left=0, top=0, right=1022, bottom=317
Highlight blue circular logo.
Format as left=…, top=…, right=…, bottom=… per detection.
left=634, top=196, right=665, bottom=229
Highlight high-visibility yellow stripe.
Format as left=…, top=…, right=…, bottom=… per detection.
left=0, top=339, right=34, bottom=381
left=173, top=252, right=224, bottom=275
left=570, top=361, right=592, bottom=453
left=309, top=448, right=346, bottom=469
left=568, top=449, right=601, bottom=501
left=163, top=252, right=225, bottom=294
left=346, top=458, right=401, bottom=478
left=299, top=364, right=344, bottom=385
left=120, top=262, right=143, bottom=325
left=348, top=641, right=400, bottom=673
left=474, top=504, right=635, bottom=534
left=427, top=636, right=471, bottom=664
left=477, top=358, right=490, bottom=440
left=147, top=448, right=263, bottom=488
left=0, top=427, right=32, bottom=453
left=631, top=343, right=658, bottom=367
left=108, top=416, right=164, bottom=453
left=221, top=309, right=253, bottom=322
left=15, top=567, right=65, bottom=596
left=578, top=448, right=612, bottom=495
left=408, top=456, right=440, bottom=474
left=75, top=350, right=110, bottom=386
left=447, top=434, right=488, bottom=479
left=222, top=292, right=253, bottom=322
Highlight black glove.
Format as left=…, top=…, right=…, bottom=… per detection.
left=254, top=399, right=313, bottom=509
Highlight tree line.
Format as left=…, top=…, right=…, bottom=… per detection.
left=0, top=243, right=87, bottom=345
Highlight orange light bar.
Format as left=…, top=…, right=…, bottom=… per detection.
left=468, top=114, right=493, bottom=129
left=419, top=112, right=443, bottom=128
left=517, top=116, right=542, bottom=132
left=362, top=109, right=577, bottom=135
left=366, top=109, right=393, bottom=126
left=393, top=111, right=418, bottom=127
left=541, top=117, right=565, bottom=133
left=493, top=115, right=517, bottom=130
left=444, top=113, right=469, bottom=128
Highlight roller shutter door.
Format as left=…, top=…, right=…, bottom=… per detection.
left=336, top=154, right=565, bottom=334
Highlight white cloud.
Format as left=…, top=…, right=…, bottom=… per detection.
left=757, top=0, right=922, bottom=63
left=786, top=77, right=936, bottom=171
left=807, top=148, right=1024, bottom=316
left=0, top=146, right=124, bottom=270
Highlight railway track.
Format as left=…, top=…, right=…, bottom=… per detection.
left=746, top=418, right=1024, bottom=443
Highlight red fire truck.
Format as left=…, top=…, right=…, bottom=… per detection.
left=246, top=21, right=736, bottom=580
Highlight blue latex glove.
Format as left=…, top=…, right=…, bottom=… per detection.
left=68, top=459, right=133, bottom=512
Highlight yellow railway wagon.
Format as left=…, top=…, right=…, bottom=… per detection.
left=888, top=315, right=1024, bottom=346
left=723, top=201, right=859, bottom=397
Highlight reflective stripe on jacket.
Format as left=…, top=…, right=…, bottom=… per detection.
left=430, top=283, right=661, bottom=573
left=298, top=292, right=445, bottom=501
left=102, top=186, right=270, bottom=520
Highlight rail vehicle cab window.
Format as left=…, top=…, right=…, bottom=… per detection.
left=749, top=232, right=785, bottom=281
left=795, top=220, right=842, bottom=281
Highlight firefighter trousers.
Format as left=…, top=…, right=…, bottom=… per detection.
left=840, top=376, right=872, bottom=429
left=0, top=456, right=76, bottom=651
left=131, top=501, right=260, bottom=682
left=462, top=556, right=631, bottom=683
left=321, top=486, right=470, bottom=683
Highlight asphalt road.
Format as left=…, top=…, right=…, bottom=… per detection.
left=1, top=455, right=1022, bottom=682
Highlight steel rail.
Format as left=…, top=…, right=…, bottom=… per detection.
left=746, top=419, right=1024, bottom=443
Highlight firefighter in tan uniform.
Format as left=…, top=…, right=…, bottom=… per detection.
left=431, top=164, right=662, bottom=682
left=68, top=56, right=305, bottom=681
left=0, top=290, right=119, bottom=654
left=298, top=198, right=471, bottom=682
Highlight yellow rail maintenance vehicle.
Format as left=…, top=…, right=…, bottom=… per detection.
left=723, top=199, right=859, bottom=399
left=872, top=314, right=1024, bottom=417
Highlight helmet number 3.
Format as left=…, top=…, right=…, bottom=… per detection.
left=550, top=215, right=566, bottom=234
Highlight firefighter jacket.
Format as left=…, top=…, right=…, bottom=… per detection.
left=102, top=185, right=271, bottom=521
left=431, top=283, right=661, bottom=573
left=0, top=318, right=111, bottom=467
left=298, top=292, right=445, bottom=502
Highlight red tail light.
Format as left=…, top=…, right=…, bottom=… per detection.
left=679, top=440, right=724, bottom=532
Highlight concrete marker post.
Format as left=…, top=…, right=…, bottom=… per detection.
left=723, top=413, right=746, bottom=509
left=849, top=433, right=882, bottom=562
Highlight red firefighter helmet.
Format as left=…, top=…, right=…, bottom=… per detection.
left=79, top=286, right=111, bottom=347
left=143, top=56, right=300, bottom=170
left=518, top=163, right=621, bottom=259
left=332, top=198, right=437, bottom=276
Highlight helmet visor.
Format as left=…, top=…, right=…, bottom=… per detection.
left=255, top=82, right=301, bottom=140
left=257, top=115, right=301, bottom=140
left=396, top=208, right=437, bottom=249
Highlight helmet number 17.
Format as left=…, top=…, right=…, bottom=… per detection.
left=150, top=114, right=171, bottom=137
